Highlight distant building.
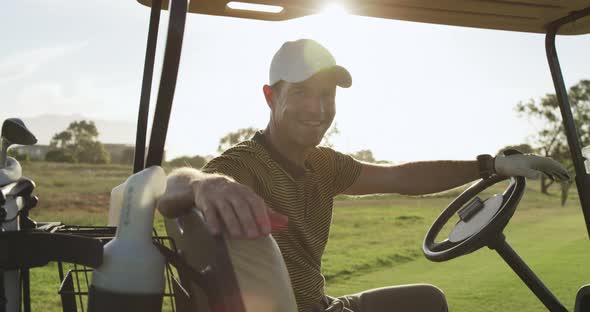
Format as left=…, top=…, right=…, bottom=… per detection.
left=11, top=145, right=49, bottom=160
left=10, top=143, right=158, bottom=164
left=103, top=144, right=135, bottom=164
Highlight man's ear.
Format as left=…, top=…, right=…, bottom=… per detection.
left=263, top=84, right=274, bottom=109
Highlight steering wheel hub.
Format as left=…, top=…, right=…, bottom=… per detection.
left=449, top=194, right=503, bottom=243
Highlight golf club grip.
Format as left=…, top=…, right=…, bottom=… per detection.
left=0, top=232, right=103, bottom=269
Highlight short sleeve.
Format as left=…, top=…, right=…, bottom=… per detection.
left=320, top=148, right=362, bottom=196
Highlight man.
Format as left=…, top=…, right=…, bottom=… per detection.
left=157, top=39, right=569, bottom=312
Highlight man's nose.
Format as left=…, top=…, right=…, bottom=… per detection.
left=303, top=96, right=326, bottom=119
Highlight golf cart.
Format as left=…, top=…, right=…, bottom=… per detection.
left=1, top=1, right=590, bottom=312
left=132, top=0, right=590, bottom=310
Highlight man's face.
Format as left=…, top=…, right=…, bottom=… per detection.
left=270, top=71, right=337, bottom=149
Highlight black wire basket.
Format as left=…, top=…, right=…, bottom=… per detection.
left=55, top=225, right=184, bottom=312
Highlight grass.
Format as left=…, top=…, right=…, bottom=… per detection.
left=10, top=162, right=590, bottom=311
left=325, top=196, right=589, bottom=311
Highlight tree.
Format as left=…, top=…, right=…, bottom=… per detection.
left=166, top=155, right=209, bottom=168
left=516, top=79, right=590, bottom=194
left=50, top=131, right=72, bottom=149
left=76, top=140, right=110, bottom=164
left=218, top=127, right=258, bottom=153
left=350, top=149, right=376, bottom=163
left=68, top=120, right=98, bottom=143
left=46, top=120, right=110, bottom=164
left=45, top=149, right=76, bottom=163
left=50, top=121, right=98, bottom=148
left=321, top=123, right=339, bottom=148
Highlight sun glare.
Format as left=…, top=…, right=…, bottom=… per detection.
left=312, top=3, right=352, bottom=42
left=320, top=3, right=349, bottom=17
left=226, top=2, right=284, bottom=14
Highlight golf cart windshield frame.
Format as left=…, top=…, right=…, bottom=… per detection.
left=133, top=2, right=590, bottom=237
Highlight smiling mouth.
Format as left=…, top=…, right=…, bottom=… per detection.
left=299, top=120, right=323, bottom=127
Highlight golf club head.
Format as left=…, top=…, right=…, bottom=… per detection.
left=6, top=178, right=36, bottom=198
left=2, top=118, right=37, bottom=146
left=1, top=118, right=37, bottom=169
left=0, top=156, right=22, bottom=183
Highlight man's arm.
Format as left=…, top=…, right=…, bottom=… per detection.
left=343, top=161, right=479, bottom=196
left=157, top=167, right=287, bottom=239
left=343, top=153, right=570, bottom=196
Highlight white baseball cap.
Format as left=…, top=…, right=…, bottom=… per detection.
left=269, top=39, right=352, bottom=88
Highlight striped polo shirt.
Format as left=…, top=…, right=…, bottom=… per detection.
left=202, top=131, right=362, bottom=312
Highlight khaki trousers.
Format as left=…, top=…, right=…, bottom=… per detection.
left=316, top=284, right=448, bottom=312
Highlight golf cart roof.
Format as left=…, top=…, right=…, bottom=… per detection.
left=137, top=0, right=590, bottom=35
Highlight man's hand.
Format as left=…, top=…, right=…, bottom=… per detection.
left=494, top=154, right=570, bottom=181
left=192, top=176, right=288, bottom=239
left=157, top=168, right=288, bottom=239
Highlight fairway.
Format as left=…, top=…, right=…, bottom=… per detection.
left=17, top=163, right=590, bottom=311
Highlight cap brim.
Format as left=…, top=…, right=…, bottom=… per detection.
left=278, top=65, right=353, bottom=88
left=328, top=65, right=352, bottom=88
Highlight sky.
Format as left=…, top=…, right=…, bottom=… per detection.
left=1, top=1, right=589, bottom=162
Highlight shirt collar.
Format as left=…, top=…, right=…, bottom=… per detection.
left=252, top=131, right=312, bottom=179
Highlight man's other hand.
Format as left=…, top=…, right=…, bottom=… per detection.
left=494, top=154, right=570, bottom=181
left=192, top=176, right=288, bottom=239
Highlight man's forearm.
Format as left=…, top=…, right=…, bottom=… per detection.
left=390, top=160, right=480, bottom=195
left=157, top=167, right=216, bottom=218
left=345, top=160, right=480, bottom=196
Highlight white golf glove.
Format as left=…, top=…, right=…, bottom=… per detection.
left=494, top=154, right=570, bottom=181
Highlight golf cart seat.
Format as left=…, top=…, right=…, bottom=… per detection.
left=164, top=209, right=298, bottom=312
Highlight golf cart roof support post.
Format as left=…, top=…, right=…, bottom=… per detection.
left=490, top=235, right=567, bottom=312
left=144, top=0, right=188, bottom=168
left=545, top=6, right=590, bottom=239
left=134, top=0, right=162, bottom=173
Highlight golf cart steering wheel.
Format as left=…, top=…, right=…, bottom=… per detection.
left=423, top=155, right=526, bottom=262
